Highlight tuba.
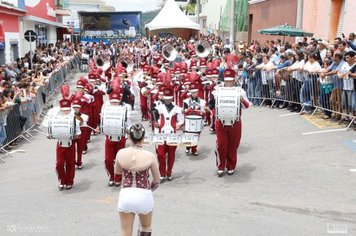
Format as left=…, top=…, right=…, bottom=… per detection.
left=96, top=57, right=104, bottom=67
left=195, top=40, right=212, bottom=58
left=162, top=44, right=177, bottom=62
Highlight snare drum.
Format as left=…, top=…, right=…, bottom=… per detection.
left=100, top=104, right=126, bottom=137
left=181, top=134, right=199, bottom=147
left=184, top=115, right=203, bottom=132
left=48, top=113, right=75, bottom=140
left=166, top=134, right=181, bottom=146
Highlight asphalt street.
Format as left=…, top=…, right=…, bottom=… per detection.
left=0, top=73, right=356, bottom=236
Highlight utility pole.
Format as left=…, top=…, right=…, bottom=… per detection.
left=296, top=0, right=304, bottom=43
left=197, top=0, right=200, bottom=29
left=229, top=0, right=235, bottom=51
left=296, top=0, right=303, bottom=29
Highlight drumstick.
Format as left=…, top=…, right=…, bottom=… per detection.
left=80, top=124, right=99, bottom=132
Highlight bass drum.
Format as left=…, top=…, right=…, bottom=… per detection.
left=48, top=110, right=75, bottom=140
left=100, top=103, right=126, bottom=137
left=215, top=87, right=241, bottom=125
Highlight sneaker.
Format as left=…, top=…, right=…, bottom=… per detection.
left=185, top=149, right=190, bottom=155
left=108, top=181, right=114, bottom=187
left=193, top=152, right=198, bottom=156
left=58, top=185, right=65, bottom=191
left=82, top=150, right=87, bottom=155
left=65, top=185, right=73, bottom=190
left=167, top=175, right=173, bottom=181
left=217, top=170, right=224, bottom=177
left=159, top=177, right=166, bottom=183
left=77, top=165, right=83, bottom=169
left=114, top=182, right=121, bottom=187
left=227, top=170, right=235, bottom=175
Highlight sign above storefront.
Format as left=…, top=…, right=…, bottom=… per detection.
left=0, top=23, right=5, bottom=49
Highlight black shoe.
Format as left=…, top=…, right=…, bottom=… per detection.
left=58, top=185, right=65, bottom=191
left=3, top=146, right=12, bottom=151
left=167, top=175, right=173, bottom=181
left=108, top=181, right=114, bottom=187
left=217, top=170, right=224, bottom=177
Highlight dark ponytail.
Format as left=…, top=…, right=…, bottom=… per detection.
left=129, top=123, right=145, bottom=144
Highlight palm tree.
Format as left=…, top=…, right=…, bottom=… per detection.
left=181, top=2, right=196, bottom=15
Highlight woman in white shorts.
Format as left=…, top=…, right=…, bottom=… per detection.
left=115, top=123, right=160, bottom=236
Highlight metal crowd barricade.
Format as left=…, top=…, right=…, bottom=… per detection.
left=0, top=56, right=80, bottom=161
left=247, top=68, right=356, bottom=130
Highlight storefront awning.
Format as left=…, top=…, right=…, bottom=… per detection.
left=23, top=15, right=67, bottom=28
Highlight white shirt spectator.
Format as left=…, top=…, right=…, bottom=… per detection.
left=339, top=62, right=355, bottom=90
left=290, top=60, right=305, bottom=81
left=319, top=48, right=327, bottom=62
left=303, top=61, right=322, bottom=73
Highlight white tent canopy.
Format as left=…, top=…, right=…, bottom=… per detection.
left=145, top=0, right=200, bottom=31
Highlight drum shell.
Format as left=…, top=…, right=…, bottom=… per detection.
left=215, top=87, right=241, bottom=125
left=100, top=104, right=126, bottom=137
left=184, top=115, right=203, bottom=132
left=48, top=114, right=75, bottom=139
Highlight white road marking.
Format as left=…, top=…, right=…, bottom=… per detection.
left=279, top=113, right=299, bottom=117
left=7, top=150, right=26, bottom=155
left=302, top=128, right=347, bottom=135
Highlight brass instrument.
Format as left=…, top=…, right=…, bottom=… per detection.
left=195, top=40, right=212, bottom=58
left=162, top=44, right=177, bottom=62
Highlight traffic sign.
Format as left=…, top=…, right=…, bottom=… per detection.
left=24, top=30, right=37, bottom=42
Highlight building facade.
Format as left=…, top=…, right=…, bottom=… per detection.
left=0, top=0, right=26, bottom=65
left=248, top=0, right=298, bottom=44
left=199, top=0, right=227, bottom=35
left=303, top=0, right=356, bottom=42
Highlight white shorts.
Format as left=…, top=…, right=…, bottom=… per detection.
left=118, top=188, right=153, bottom=214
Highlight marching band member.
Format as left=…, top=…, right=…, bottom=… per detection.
left=104, top=84, right=132, bottom=187
left=82, top=83, right=95, bottom=144
left=91, top=75, right=106, bottom=131
left=48, top=96, right=81, bottom=191
left=72, top=97, right=89, bottom=169
left=208, top=68, right=219, bottom=134
left=183, top=83, right=206, bottom=156
left=139, top=66, right=151, bottom=121
left=208, top=69, right=250, bottom=177
left=152, top=87, right=184, bottom=182
left=203, top=69, right=213, bottom=126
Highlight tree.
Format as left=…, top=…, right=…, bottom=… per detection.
left=182, top=3, right=196, bottom=15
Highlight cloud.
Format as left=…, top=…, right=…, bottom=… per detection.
left=103, top=0, right=160, bottom=12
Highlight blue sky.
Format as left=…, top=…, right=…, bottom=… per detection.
left=103, top=0, right=161, bottom=12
